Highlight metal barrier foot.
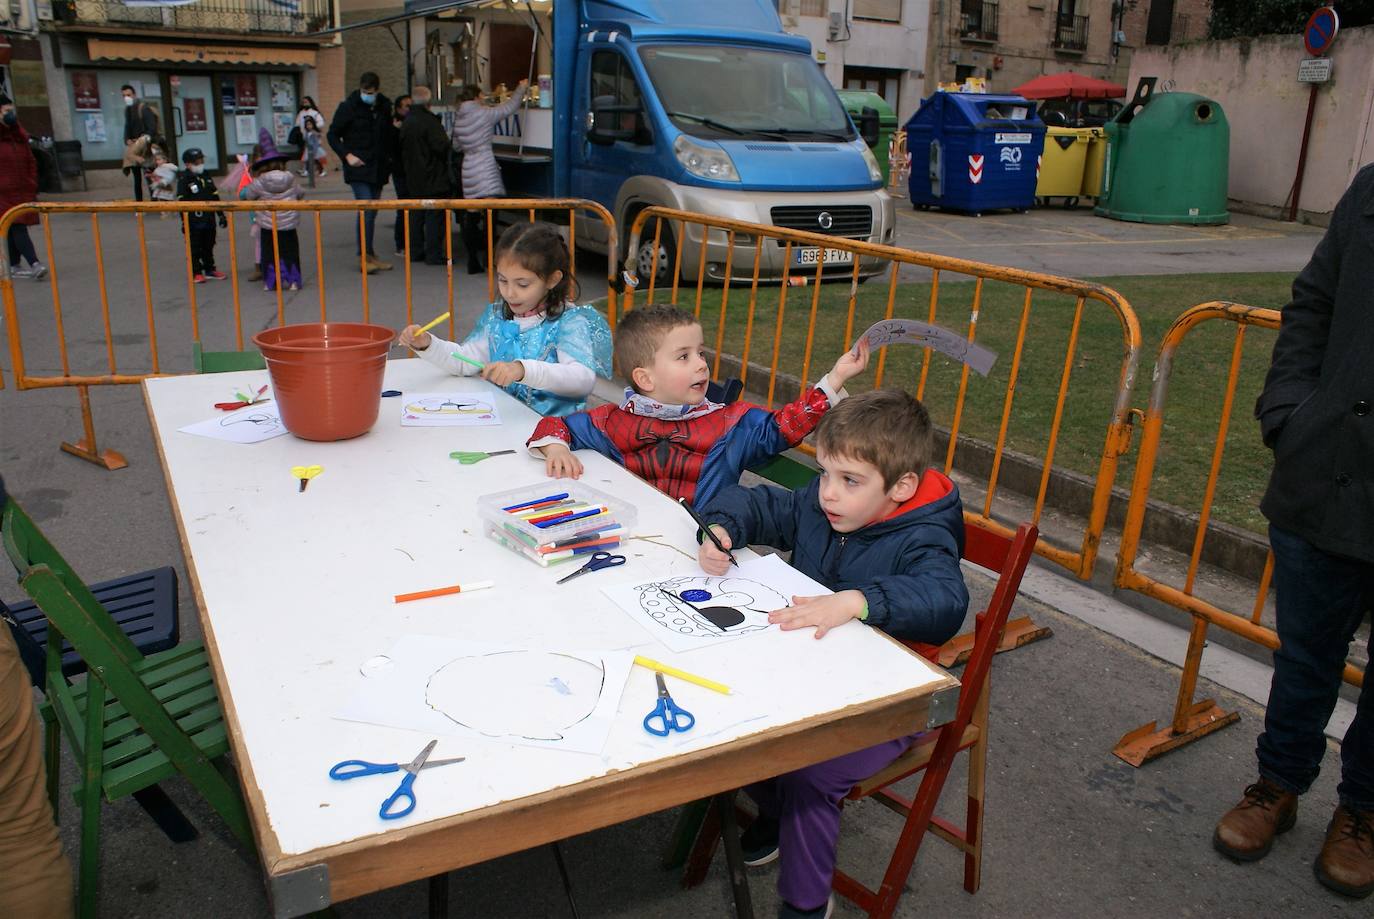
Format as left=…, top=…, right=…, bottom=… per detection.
left=1112, top=699, right=1240, bottom=767
left=938, top=615, right=1052, bottom=668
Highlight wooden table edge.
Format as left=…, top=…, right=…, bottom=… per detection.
left=141, top=379, right=287, bottom=872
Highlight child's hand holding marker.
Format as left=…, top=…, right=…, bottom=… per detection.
left=698, top=525, right=735, bottom=576
left=397, top=324, right=432, bottom=350
left=480, top=361, right=525, bottom=387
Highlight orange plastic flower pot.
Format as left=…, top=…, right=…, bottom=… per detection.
left=253, top=322, right=395, bottom=442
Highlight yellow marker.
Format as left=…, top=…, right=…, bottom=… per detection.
left=416, top=311, right=451, bottom=335
left=633, top=655, right=731, bottom=696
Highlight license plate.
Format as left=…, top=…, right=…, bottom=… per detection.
left=793, top=247, right=853, bottom=267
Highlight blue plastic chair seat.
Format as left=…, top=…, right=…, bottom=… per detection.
left=8, top=567, right=179, bottom=677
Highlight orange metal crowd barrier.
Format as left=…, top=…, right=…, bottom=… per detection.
left=0, top=198, right=616, bottom=469
left=620, top=206, right=1142, bottom=584
left=1112, top=301, right=1365, bottom=767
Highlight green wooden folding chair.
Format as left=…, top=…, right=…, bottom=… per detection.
left=1, top=497, right=255, bottom=918
left=192, top=340, right=266, bottom=373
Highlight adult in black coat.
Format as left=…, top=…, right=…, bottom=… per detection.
left=398, top=86, right=454, bottom=265
left=1214, top=164, right=1374, bottom=899
left=327, top=71, right=394, bottom=271
left=388, top=94, right=412, bottom=254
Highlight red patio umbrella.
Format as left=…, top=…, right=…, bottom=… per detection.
left=1012, top=73, right=1127, bottom=100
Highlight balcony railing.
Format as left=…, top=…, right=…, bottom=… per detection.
left=960, top=1, right=998, bottom=42
left=51, top=0, right=334, bottom=37
left=1054, top=12, right=1088, bottom=52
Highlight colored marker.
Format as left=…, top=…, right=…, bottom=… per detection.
left=503, top=493, right=569, bottom=512
left=416, top=311, right=451, bottom=334
left=450, top=352, right=486, bottom=370
left=393, top=579, right=495, bottom=604
left=633, top=655, right=731, bottom=696
left=537, top=534, right=625, bottom=555
left=679, top=497, right=738, bottom=567
left=533, top=507, right=609, bottom=529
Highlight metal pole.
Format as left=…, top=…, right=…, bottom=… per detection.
left=1287, top=82, right=1319, bottom=222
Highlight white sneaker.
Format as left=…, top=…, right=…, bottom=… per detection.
left=11, top=265, right=33, bottom=279
left=30, top=263, right=47, bottom=280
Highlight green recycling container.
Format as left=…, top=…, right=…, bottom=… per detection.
left=1096, top=90, right=1229, bottom=225
left=837, top=89, right=897, bottom=184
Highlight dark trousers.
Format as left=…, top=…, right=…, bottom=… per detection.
left=1259, top=524, right=1374, bottom=810
left=131, top=167, right=144, bottom=202
left=7, top=225, right=37, bottom=267
left=188, top=225, right=217, bottom=274
left=393, top=174, right=409, bottom=252
left=261, top=228, right=302, bottom=290
left=408, top=208, right=446, bottom=264
left=347, top=181, right=382, bottom=256
left=459, top=210, right=485, bottom=271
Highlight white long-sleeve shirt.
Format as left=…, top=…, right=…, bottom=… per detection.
left=412, top=312, right=595, bottom=398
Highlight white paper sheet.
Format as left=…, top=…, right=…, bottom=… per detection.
left=400, top=392, right=502, bottom=427
left=177, top=400, right=288, bottom=444
left=859, top=318, right=998, bottom=376
left=335, top=636, right=635, bottom=755
left=601, top=553, right=831, bottom=654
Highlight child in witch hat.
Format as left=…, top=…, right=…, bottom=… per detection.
left=241, top=128, right=304, bottom=291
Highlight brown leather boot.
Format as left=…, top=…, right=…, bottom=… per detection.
left=1315, top=805, right=1374, bottom=898
left=1213, top=778, right=1297, bottom=862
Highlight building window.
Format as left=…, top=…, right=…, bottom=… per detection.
left=960, top=1, right=999, bottom=42
left=798, top=0, right=828, bottom=16
left=853, top=0, right=901, bottom=23
left=1053, top=1, right=1089, bottom=52
left=842, top=66, right=900, bottom=116
left=1146, top=0, right=1175, bottom=45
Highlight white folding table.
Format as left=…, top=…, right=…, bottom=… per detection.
left=143, top=359, right=959, bottom=917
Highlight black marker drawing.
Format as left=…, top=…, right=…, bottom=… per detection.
left=424, top=649, right=606, bottom=743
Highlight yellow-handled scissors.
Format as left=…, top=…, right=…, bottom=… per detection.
left=291, top=465, right=323, bottom=492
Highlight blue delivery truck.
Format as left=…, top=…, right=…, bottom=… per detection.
left=461, top=0, right=895, bottom=283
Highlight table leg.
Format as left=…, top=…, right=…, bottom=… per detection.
left=427, top=873, right=448, bottom=918
left=715, top=790, right=754, bottom=919
left=550, top=842, right=580, bottom=918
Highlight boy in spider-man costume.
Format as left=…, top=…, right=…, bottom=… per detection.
left=527, top=304, right=870, bottom=508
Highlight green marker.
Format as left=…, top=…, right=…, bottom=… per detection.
left=450, top=352, right=486, bottom=370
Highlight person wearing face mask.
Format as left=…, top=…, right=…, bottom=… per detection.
left=388, top=93, right=412, bottom=255
left=0, top=94, right=47, bottom=281
left=121, top=84, right=160, bottom=202
left=398, top=86, right=453, bottom=266
left=176, top=148, right=228, bottom=284
left=327, top=72, right=394, bottom=273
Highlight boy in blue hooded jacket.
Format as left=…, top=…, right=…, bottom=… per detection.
left=698, top=389, right=968, bottom=919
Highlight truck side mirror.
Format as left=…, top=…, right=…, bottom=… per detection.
left=588, top=94, right=638, bottom=146
left=859, top=107, right=880, bottom=148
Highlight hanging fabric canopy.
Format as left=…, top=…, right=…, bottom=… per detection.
left=1012, top=73, right=1127, bottom=100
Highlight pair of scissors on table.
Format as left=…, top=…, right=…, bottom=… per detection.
left=554, top=550, right=627, bottom=584
left=643, top=671, right=696, bottom=737
left=328, top=739, right=465, bottom=820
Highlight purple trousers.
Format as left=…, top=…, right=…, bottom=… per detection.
left=747, top=732, right=920, bottom=910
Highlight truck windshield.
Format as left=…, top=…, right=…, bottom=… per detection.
left=641, top=45, right=856, bottom=143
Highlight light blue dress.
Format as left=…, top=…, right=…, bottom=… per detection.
left=465, top=303, right=612, bottom=416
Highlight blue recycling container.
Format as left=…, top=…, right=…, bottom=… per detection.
left=904, top=92, right=1046, bottom=214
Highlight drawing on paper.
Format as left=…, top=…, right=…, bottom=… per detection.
left=425, top=649, right=606, bottom=742
left=400, top=392, right=502, bottom=427
left=220, top=410, right=284, bottom=435
left=178, top=398, right=288, bottom=444
left=859, top=318, right=998, bottom=376
left=636, top=576, right=785, bottom=641
left=403, top=396, right=494, bottom=417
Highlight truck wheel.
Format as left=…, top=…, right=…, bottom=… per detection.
left=634, top=218, right=676, bottom=290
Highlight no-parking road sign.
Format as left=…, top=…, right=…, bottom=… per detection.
left=1304, top=6, right=1339, bottom=56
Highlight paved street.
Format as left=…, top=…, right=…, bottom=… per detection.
left=2, top=186, right=1356, bottom=918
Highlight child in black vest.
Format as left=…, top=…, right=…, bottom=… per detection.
left=175, top=148, right=226, bottom=283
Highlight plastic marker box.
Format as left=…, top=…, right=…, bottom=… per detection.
left=478, top=482, right=636, bottom=567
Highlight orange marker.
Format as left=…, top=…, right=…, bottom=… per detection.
left=393, top=580, right=495, bottom=604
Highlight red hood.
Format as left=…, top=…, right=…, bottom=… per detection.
left=876, top=469, right=955, bottom=524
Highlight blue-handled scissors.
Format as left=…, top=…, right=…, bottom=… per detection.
left=328, top=739, right=466, bottom=820
left=555, top=550, right=627, bottom=584
left=643, top=671, right=696, bottom=737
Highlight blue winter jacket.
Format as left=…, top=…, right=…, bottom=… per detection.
left=701, top=471, right=969, bottom=643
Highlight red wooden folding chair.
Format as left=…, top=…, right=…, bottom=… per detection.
left=831, top=522, right=1037, bottom=917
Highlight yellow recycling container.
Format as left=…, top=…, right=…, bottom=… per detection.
left=1035, top=126, right=1092, bottom=205
left=1081, top=127, right=1107, bottom=199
